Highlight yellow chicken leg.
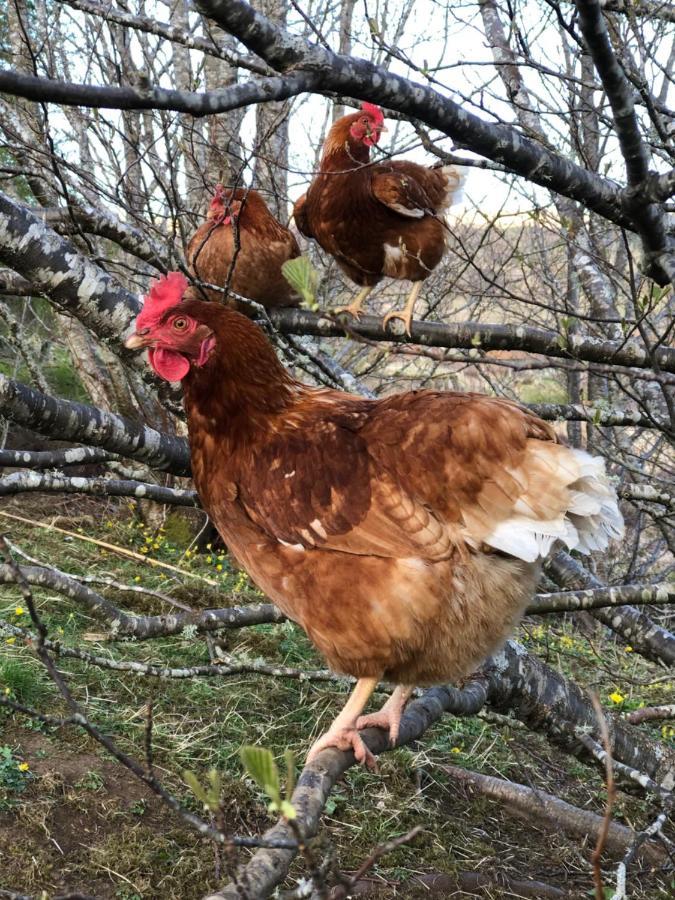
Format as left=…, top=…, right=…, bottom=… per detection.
left=334, top=285, right=374, bottom=321
left=307, top=676, right=380, bottom=770
left=356, top=685, right=414, bottom=746
left=382, top=281, right=422, bottom=336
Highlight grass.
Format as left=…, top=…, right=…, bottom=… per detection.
left=0, top=499, right=672, bottom=898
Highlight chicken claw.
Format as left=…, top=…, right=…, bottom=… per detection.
left=307, top=727, right=378, bottom=771
left=382, top=282, right=422, bottom=336
left=356, top=685, right=414, bottom=746
left=307, top=676, right=379, bottom=770
left=333, top=285, right=374, bottom=322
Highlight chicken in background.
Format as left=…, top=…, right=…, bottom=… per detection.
left=293, top=103, right=466, bottom=333
left=185, top=185, right=301, bottom=312
left=126, top=273, right=623, bottom=769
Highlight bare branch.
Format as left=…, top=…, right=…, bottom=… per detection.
left=0, top=375, right=190, bottom=475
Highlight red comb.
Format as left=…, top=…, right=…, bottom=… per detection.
left=361, top=102, right=384, bottom=125
left=136, top=272, right=189, bottom=330
left=209, top=183, right=225, bottom=210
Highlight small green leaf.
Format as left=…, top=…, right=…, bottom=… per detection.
left=182, top=770, right=210, bottom=805
left=240, top=746, right=281, bottom=804
left=282, top=256, right=319, bottom=311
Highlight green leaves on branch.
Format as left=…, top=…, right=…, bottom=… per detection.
left=282, top=257, right=319, bottom=311
left=239, top=745, right=296, bottom=820
left=182, top=767, right=223, bottom=813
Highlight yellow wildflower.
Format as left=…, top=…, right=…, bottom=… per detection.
left=450, top=747, right=462, bottom=754
left=18, top=762, right=29, bottom=772
left=216, top=564, right=223, bottom=572
left=134, top=576, right=141, bottom=583
left=609, top=691, right=625, bottom=704
left=625, top=646, right=633, bottom=653
left=6, top=637, right=15, bottom=645
left=14, top=606, right=24, bottom=616
left=560, top=635, right=573, bottom=649
left=206, top=556, right=212, bottom=564
left=206, top=543, right=212, bottom=550
left=4, top=687, right=10, bottom=695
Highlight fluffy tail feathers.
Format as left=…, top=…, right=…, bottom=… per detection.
left=481, top=445, right=624, bottom=563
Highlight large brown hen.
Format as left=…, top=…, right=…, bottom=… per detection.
left=294, top=103, right=465, bottom=333
left=186, top=185, right=300, bottom=312
left=126, top=273, right=623, bottom=768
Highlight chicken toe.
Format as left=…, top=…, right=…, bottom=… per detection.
left=382, top=282, right=422, bottom=335
left=307, top=726, right=378, bottom=771
left=306, top=676, right=379, bottom=770
left=334, top=285, right=374, bottom=321
left=356, top=685, right=414, bottom=746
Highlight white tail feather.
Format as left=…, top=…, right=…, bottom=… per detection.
left=439, top=165, right=467, bottom=210
left=483, top=447, right=624, bottom=562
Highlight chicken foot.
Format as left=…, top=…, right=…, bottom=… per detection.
left=382, top=281, right=422, bottom=335
left=333, top=285, right=374, bottom=321
left=306, top=676, right=379, bottom=771
left=356, top=684, right=415, bottom=746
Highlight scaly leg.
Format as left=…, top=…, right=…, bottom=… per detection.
left=334, top=285, right=374, bottom=321
left=382, top=282, right=422, bottom=336
left=356, top=685, right=414, bottom=746
left=307, top=676, right=379, bottom=770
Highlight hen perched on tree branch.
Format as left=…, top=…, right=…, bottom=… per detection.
left=126, top=273, right=623, bottom=769
left=294, top=103, right=465, bottom=333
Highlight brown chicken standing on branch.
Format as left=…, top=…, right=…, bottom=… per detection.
left=126, top=273, right=623, bottom=768
left=293, top=102, right=465, bottom=333
left=186, top=185, right=301, bottom=311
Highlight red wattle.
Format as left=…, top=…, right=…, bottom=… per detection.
left=148, top=347, right=191, bottom=381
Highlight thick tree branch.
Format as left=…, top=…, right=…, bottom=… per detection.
left=0, top=190, right=139, bottom=345
left=0, top=67, right=318, bottom=118
left=575, top=0, right=675, bottom=285
left=531, top=582, right=675, bottom=614
left=0, top=375, right=190, bottom=475
left=442, top=765, right=665, bottom=862
left=39, top=205, right=169, bottom=271
left=0, top=446, right=115, bottom=468
left=0, top=563, right=283, bottom=638
left=599, top=0, right=675, bottom=26
left=268, top=308, right=675, bottom=374
left=0, top=471, right=199, bottom=506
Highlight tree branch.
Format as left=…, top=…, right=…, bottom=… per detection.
left=530, top=582, right=675, bottom=614
left=0, top=67, right=319, bottom=118
left=0, top=375, right=190, bottom=475
left=0, top=471, right=199, bottom=506
left=575, top=0, right=675, bottom=285
left=267, top=308, right=675, bottom=374
left=58, top=0, right=272, bottom=73
left=547, top=550, right=675, bottom=666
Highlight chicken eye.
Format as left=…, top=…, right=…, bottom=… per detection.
left=172, top=317, right=188, bottom=332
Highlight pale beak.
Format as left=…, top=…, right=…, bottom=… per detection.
left=124, top=332, right=149, bottom=350
left=378, top=125, right=388, bottom=133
